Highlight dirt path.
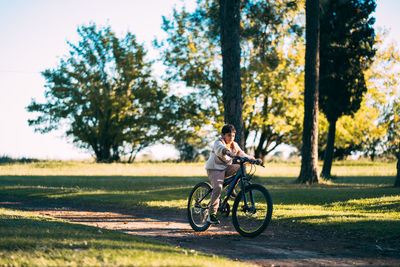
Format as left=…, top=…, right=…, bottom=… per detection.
left=1, top=201, right=399, bottom=266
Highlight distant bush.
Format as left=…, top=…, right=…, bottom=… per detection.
left=0, top=155, right=40, bottom=164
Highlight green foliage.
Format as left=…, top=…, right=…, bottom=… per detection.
left=314, top=32, right=400, bottom=161
left=383, top=100, right=400, bottom=186
left=319, top=0, right=376, bottom=177
left=157, top=2, right=223, bottom=126
left=319, top=0, right=376, bottom=122
left=26, top=24, right=181, bottom=163
left=372, top=34, right=400, bottom=161
left=0, top=155, right=40, bottom=164
left=384, top=101, right=400, bottom=156
left=156, top=93, right=212, bottom=160
left=354, top=33, right=400, bottom=160
left=175, top=135, right=210, bottom=162
left=158, top=0, right=305, bottom=158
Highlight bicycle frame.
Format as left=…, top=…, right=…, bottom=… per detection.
left=220, top=160, right=252, bottom=211
left=188, top=156, right=270, bottom=237
left=195, top=158, right=257, bottom=213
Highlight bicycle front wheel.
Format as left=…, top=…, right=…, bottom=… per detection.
left=187, top=182, right=212, bottom=232
left=232, top=184, right=273, bottom=237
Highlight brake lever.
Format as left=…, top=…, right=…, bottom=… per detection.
left=232, top=156, right=241, bottom=164
left=255, top=160, right=265, bottom=168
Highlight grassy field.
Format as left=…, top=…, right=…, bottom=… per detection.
left=0, top=160, right=395, bottom=177
left=0, top=207, right=250, bottom=267
left=0, top=160, right=399, bottom=265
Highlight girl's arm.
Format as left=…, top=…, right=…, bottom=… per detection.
left=214, top=139, right=235, bottom=157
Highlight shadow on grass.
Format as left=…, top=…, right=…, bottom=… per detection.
left=278, top=214, right=400, bottom=244
left=267, top=187, right=399, bottom=206
left=0, top=174, right=399, bottom=210
left=0, top=215, right=177, bottom=253
left=0, top=186, right=190, bottom=216
left=1, top=174, right=399, bottom=244
left=0, top=175, right=205, bottom=191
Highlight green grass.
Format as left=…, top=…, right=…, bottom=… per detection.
left=0, top=161, right=399, bottom=248
left=0, top=207, right=250, bottom=267
left=0, top=160, right=395, bottom=177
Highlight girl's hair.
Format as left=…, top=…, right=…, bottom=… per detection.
left=221, top=124, right=236, bottom=134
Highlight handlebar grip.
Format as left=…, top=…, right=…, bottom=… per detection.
left=234, top=156, right=264, bottom=165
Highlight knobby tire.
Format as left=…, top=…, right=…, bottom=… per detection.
left=187, top=182, right=212, bottom=232
left=232, top=184, right=273, bottom=237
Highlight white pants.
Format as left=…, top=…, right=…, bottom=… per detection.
left=206, top=164, right=240, bottom=214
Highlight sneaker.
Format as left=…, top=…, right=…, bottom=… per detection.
left=207, top=213, right=220, bottom=224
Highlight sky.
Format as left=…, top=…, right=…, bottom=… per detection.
left=0, top=0, right=399, bottom=160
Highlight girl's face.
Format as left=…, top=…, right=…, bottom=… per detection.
left=221, top=132, right=235, bottom=145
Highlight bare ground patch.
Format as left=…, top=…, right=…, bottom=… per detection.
left=1, top=201, right=399, bottom=266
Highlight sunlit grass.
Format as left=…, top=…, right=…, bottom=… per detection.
left=0, top=208, right=252, bottom=267
left=272, top=195, right=400, bottom=241
left=0, top=161, right=207, bottom=177
left=0, top=160, right=395, bottom=177
left=0, top=161, right=399, bottom=245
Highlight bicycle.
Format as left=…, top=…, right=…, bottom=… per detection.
left=187, top=156, right=273, bottom=237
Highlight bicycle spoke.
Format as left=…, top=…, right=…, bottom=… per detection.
left=187, top=182, right=212, bottom=231
left=232, top=184, right=272, bottom=237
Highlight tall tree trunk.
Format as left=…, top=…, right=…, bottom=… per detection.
left=297, top=0, right=320, bottom=184
left=97, top=146, right=112, bottom=163
left=321, top=118, right=337, bottom=178
left=395, top=147, right=400, bottom=187
left=219, top=0, right=244, bottom=149
left=255, top=131, right=267, bottom=159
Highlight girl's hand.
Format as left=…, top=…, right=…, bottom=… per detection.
left=256, top=158, right=263, bottom=164
left=228, top=152, right=236, bottom=158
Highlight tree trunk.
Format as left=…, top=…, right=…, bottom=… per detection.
left=321, top=118, right=337, bottom=178
left=297, top=0, right=320, bottom=184
left=98, top=146, right=112, bottom=163
left=244, top=127, right=250, bottom=152
left=219, top=0, right=244, bottom=149
left=254, top=131, right=281, bottom=160
left=370, top=152, right=375, bottom=161
left=254, top=131, right=267, bottom=159
left=395, top=147, right=400, bottom=187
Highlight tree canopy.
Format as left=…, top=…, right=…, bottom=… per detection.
left=27, top=24, right=179, bottom=162
left=158, top=0, right=304, bottom=158
left=319, top=0, right=376, bottom=177
left=24, top=2, right=399, bottom=169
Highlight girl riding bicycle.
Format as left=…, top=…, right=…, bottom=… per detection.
left=205, top=124, right=262, bottom=224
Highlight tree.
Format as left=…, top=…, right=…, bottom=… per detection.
left=293, top=32, right=399, bottom=162
left=27, top=24, right=172, bottom=163
left=158, top=0, right=304, bottom=157
left=219, top=0, right=244, bottom=147
left=240, top=0, right=305, bottom=157
left=246, top=40, right=305, bottom=158
left=297, top=0, right=320, bottom=184
left=319, top=0, right=376, bottom=178
left=361, top=32, right=400, bottom=162
left=384, top=101, right=400, bottom=187
left=375, top=35, right=400, bottom=187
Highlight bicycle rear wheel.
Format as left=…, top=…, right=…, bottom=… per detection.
left=232, top=184, right=273, bottom=237
left=187, top=182, right=212, bottom=231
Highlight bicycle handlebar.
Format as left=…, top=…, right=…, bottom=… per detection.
left=233, top=156, right=264, bottom=167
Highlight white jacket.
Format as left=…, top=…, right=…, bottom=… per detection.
left=205, top=137, right=251, bottom=170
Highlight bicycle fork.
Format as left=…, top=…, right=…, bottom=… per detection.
left=240, top=174, right=256, bottom=213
